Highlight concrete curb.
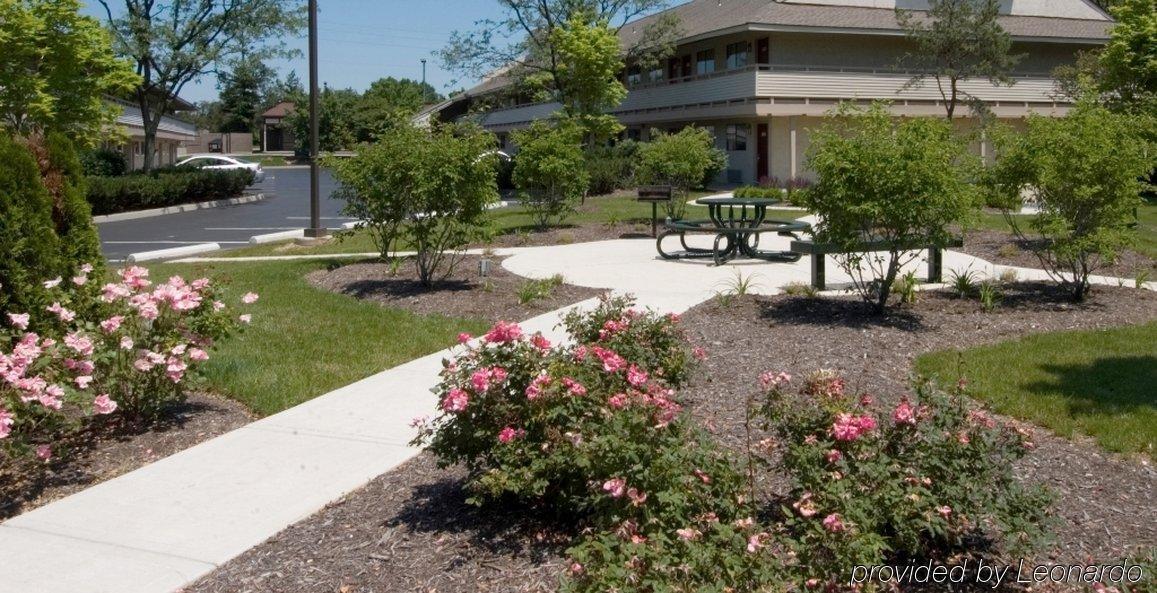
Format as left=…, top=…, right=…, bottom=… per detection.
left=126, top=243, right=221, bottom=263
left=249, top=229, right=305, bottom=244
left=93, top=194, right=265, bottom=223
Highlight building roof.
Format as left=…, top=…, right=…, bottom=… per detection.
left=262, top=101, right=297, bottom=118
left=114, top=103, right=198, bottom=138
left=618, top=0, right=1112, bottom=49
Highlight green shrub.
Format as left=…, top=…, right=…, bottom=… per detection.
left=0, top=134, right=63, bottom=323
left=635, top=127, right=728, bottom=219
left=804, top=102, right=980, bottom=311
left=79, top=147, right=127, bottom=177
left=584, top=140, right=638, bottom=196
left=732, top=185, right=782, bottom=200
left=756, top=371, right=1052, bottom=588
left=41, top=133, right=103, bottom=272
left=986, top=100, right=1151, bottom=301
left=85, top=168, right=253, bottom=215
left=512, top=121, right=589, bottom=229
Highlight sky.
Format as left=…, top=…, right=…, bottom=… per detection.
left=80, top=0, right=509, bottom=103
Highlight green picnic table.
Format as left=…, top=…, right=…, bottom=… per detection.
left=656, top=196, right=810, bottom=266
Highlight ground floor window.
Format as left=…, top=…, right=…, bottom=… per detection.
left=726, top=124, right=748, bottom=151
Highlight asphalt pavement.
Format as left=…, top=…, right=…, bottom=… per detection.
left=96, top=167, right=354, bottom=261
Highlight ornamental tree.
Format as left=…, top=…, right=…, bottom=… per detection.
left=512, top=121, right=590, bottom=230
left=551, top=13, right=629, bottom=142
left=986, top=101, right=1150, bottom=301
left=804, top=102, right=980, bottom=312
left=0, top=0, right=138, bottom=144
left=329, top=123, right=499, bottom=286
left=634, top=126, right=728, bottom=219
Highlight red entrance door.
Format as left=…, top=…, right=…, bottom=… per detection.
left=756, top=123, right=769, bottom=182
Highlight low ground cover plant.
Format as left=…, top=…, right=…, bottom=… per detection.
left=415, top=298, right=1052, bottom=591
left=1, top=264, right=255, bottom=465
left=85, top=167, right=254, bottom=215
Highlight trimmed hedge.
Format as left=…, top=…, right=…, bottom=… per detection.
left=86, top=168, right=254, bottom=215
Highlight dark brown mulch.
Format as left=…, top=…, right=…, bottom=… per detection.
left=188, top=283, right=1155, bottom=593
left=959, top=229, right=1155, bottom=278
left=306, top=255, right=604, bottom=324
left=0, top=392, right=253, bottom=520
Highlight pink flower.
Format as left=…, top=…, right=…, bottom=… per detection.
left=591, top=346, right=625, bottom=373
left=497, top=426, right=524, bottom=443
left=626, top=365, right=648, bottom=387
left=734, top=517, right=755, bottom=530
left=893, top=399, right=917, bottom=425
left=188, top=348, right=209, bottom=362
left=139, top=302, right=159, bottom=320
left=562, top=377, right=587, bottom=396
left=134, top=357, right=155, bottom=372
left=7, top=313, right=29, bottom=330
left=81, top=263, right=94, bottom=274
left=46, top=302, right=76, bottom=323
left=825, top=449, right=842, bottom=463
left=693, top=469, right=712, bottom=484
left=100, top=316, right=125, bottom=334
left=0, top=408, right=13, bottom=439
left=471, top=369, right=492, bottom=393
left=93, top=394, right=118, bottom=415
left=676, top=527, right=702, bottom=541
left=822, top=513, right=846, bottom=533
left=607, top=392, right=628, bottom=409
left=241, top=292, right=259, bottom=304
left=568, top=562, right=584, bottom=575
left=120, top=266, right=151, bottom=288
left=191, top=278, right=211, bottom=290
left=525, top=373, right=551, bottom=400
left=602, top=477, right=626, bottom=498
left=166, top=359, right=188, bottom=383
left=72, top=275, right=88, bottom=286
left=102, top=282, right=131, bottom=302
left=212, top=300, right=225, bottom=311
left=803, top=370, right=845, bottom=398
left=35, top=444, right=52, bottom=461
left=793, top=493, right=818, bottom=518
left=119, top=336, right=134, bottom=350
left=75, top=375, right=93, bottom=389
left=483, top=321, right=522, bottom=344
left=441, top=388, right=469, bottom=413
left=239, top=314, right=252, bottom=324
left=627, top=487, right=647, bottom=506
left=64, top=332, right=95, bottom=357
left=830, top=413, right=877, bottom=442
left=759, top=371, right=792, bottom=390
left=692, top=346, right=707, bottom=361
left=43, top=277, right=63, bottom=289
left=666, top=312, right=681, bottom=323
left=457, top=332, right=472, bottom=344
left=530, top=333, right=551, bottom=351
left=746, top=533, right=766, bottom=553
left=937, top=505, right=952, bottom=518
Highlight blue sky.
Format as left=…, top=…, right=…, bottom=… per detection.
left=81, top=0, right=507, bottom=103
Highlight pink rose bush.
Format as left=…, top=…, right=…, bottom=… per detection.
left=754, top=370, right=1052, bottom=588
left=1, top=264, right=254, bottom=464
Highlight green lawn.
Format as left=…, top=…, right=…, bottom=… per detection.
left=245, top=155, right=291, bottom=167
left=218, top=190, right=797, bottom=258
left=915, top=322, right=1157, bottom=458
left=148, top=258, right=489, bottom=416
left=965, top=202, right=1157, bottom=259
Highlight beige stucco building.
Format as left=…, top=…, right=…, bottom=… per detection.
left=104, top=96, right=199, bottom=170
left=420, top=0, right=1112, bottom=185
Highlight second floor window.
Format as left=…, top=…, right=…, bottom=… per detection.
left=726, top=42, right=750, bottom=69
left=627, top=66, right=642, bottom=86
left=726, top=124, right=748, bottom=151
left=696, top=49, right=715, bottom=75
left=648, top=67, right=663, bottom=83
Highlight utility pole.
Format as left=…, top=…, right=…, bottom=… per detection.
left=421, top=59, right=427, bottom=86
left=305, top=0, right=327, bottom=239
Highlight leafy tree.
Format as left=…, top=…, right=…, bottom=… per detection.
left=0, top=0, right=138, bottom=144
left=986, top=101, right=1150, bottom=301
left=1099, top=0, right=1157, bottom=113
left=353, top=77, right=442, bottom=142
left=512, top=121, right=590, bottom=229
left=218, top=55, right=278, bottom=133
left=804, top=102, right=980, bottom=312
left=328, top=123, right=499, bottom=286
left=288, top=86, right=360, bottom=152
left=0, top=135, right=64, bottom=322
left=634, top=127, right=727, bottom=219
left=96, top=0, right=304, bottom=170
left=551, top=13, right=629, bottom=141
left=441, top=0, right=679, bottom=117
left=897, top=0, right=1023, bottom=120
left=191, top=100, right=227, bottom=132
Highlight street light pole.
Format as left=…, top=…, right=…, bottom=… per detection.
left=421, top=59, right=427, bottom=86
left=305, top=0, right=326, bottom=239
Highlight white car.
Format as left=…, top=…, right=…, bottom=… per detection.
left=175, top=154, right=265, bottom=183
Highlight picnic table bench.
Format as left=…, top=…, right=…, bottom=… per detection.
left=656, top=196, right=810, bottom=265
left=788, top=236, right=964, bottom=290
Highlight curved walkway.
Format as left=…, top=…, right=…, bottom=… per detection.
left=2, top=238, right=1150, bottom=593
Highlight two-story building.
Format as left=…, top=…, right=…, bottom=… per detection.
left=420, top=0, right=1112, bottom=185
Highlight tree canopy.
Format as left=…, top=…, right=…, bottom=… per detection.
left=897, top=0, right=1022, bottom=120
left=0, top=0, right=138, bottom=145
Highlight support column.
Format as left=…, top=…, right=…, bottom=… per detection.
left=789, top=117, right=798, bottom=179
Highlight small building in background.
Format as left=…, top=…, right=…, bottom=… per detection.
left=106, top=96, right=199, bottom=170
left=260, top=101, right=297, bottom=152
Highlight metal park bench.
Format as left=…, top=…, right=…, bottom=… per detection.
left=788, top=236, right=964, bottom=290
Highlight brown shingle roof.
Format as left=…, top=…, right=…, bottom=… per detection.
left=619, top=0, right=1111, bottom=47
left=261, top=101, right=296, bottom=118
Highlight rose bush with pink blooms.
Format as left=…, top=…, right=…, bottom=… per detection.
left=1, top=264, right=254, bottom=464
left=754, top=370, right=1053, bottom=588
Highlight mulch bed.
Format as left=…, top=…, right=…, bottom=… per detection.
left=188, top=283, right=1156, bottom=593
left=306, top=255, right=604, bottom=324
left=959, top=229, right=1155, bottom=278
left=0, top=392, right=253, bottom=520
